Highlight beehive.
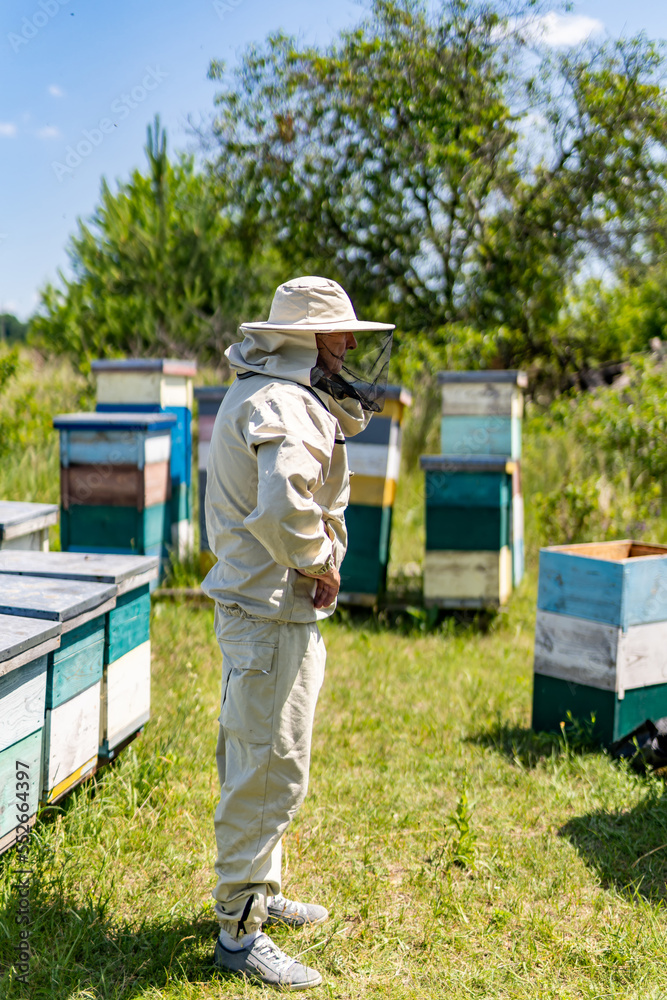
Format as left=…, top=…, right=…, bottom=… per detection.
left=340, top=386, right=412, bottom=605
left=0, top=574, right=116, bottom=803
left=533, top=541, right=667, bottom=745
left=420, top=456, right=514, bottom=608
left=0, top=501, right=59, bottom=552
left=193, top=386, right=229, bottom=575
left=54, top=412, right=175, bottom=579
left=0, top=551, right=158, bottom=761
left=0, top=615, right=61, bottom=855
left=92, top=359, right=197, bottom=557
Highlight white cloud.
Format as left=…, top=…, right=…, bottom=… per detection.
left=48, top=84, right=64, bottom=98
left=35, top=125, right=61, bottom=140
left=523, top=12, right=604, bottom=47
left=0, top=122, right=17, bottom=138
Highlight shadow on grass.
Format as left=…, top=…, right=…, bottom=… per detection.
left=332, top=601, right=500, bottom=636
left=466, top=720, right=601, bottom=769
left=560, top=785, right=667, bottom=904
left=0, top=889, right=234, bottom=1000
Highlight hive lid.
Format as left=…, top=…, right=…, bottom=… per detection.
left=91, top=359, right=197, bottom=377
left=0, top=613, right=61, bottom=664
left=541, top=540, right=667, bottom=563
left=0, top=574, right=116, bottom=623
left=53, top=412, right=177, bottom=431
left=0, top=501, right=59, bottom=540
left=194, top=386, right=230, bottom=401
left=437, top=371, right=528, bottom=387
left=0, top=551, right=158, bottom=588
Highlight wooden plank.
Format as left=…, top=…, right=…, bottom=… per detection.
left=346, top=442, right=390, bottom=478
left=441, top=382, right=523, bottom=418
left=62, top=461, right=170, bottom=510
left=0, top=574, right=116, bottom=623
left=426, top=506, right=509, bottom=551
left=92, top=358, right=197, bottom=378
left=61, top=430, right=172, bottom=468
left=0, top=614, right=61, bottom=666
left=60, top=503, right=169, bottom=554
left=0, top=729, right=42, bottom=841
left=440, top=415, right=519, bottom=458
left=0, top=528, right=50, bottom=552
left=0, top=655, right=47, bottom=752
left=47, top=622, right=104, bottom=709
left=43, top=681, right=100, bottom=796
left=349, top=475, right=386, bottom=507
left=103, top=640, right=151, bottom=748
left=352, top=415, right=393, bottom=446
left=537, top=549, right=625, bottom=627
left=45, top=755, right=97, bottom=804
left=424, top=548, right=511, bottom=603
left=539, top=545, right=667, bottom=629
left=0, top=501, right=59, bottom=541
left=533, top=610, right=620, bottom=691
left=543, top=540, right=634, bottom=561
left=0, top=550, right=158, bottom=589
left=0, top=814, right=36, bottom=857
left=425, top=469, right=510, bottom=508
left=0, top=634, right=60, bottom=680
left=198, top=439, right=210, bottom=471
left=162, top=376, right=193, bottom=410
left=437, top=370, right=528, bottom=387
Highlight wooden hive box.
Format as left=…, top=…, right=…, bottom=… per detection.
left=437, top=371, right=527, bottom=459
left=0, top=614, right=61, bottom=855
left=53, top=412, right=175, bottom=579
left=0, top=551, right=158, bottom=761
left=0, top=574, right=116, bottom=803
left=92, top=359, right=197, bottom=558
left=340, top=386, right=412, bottom=606
left=420, top=456, right=515, bottom=609
left=511, top=462, right=524, bottom=587
left=194, top=385, right=230, bottom=576
left=0, top=501, right=59, bottom=552
left=533, top=541, right=667, bottom=745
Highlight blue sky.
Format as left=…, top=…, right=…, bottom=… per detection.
left=1, top=0, right=665, bottom=321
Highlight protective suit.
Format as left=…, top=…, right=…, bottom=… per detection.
left=202, top=276, right=393, bottom=939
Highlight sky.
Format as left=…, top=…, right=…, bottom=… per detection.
left=1, top=0, right=666, bottom=322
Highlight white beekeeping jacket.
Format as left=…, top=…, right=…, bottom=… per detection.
left=201, top=327, right=369, bottom=622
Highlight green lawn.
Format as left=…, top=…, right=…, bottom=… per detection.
left=1, top=354, right=667, bottom=997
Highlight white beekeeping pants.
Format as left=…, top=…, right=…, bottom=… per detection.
left=212, top=605, right=326, bottom=936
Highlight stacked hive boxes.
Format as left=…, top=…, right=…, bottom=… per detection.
left=0, top=574, right=116, bottom=804
left=92, top=359, right=197, bottom=557
left=0, top=615, right=61, bottom=853
left=53, top=412, right=175, bottom=580
left=422, top=371, right=526, bottom=608
left=533, top=541, right=667, bottom=746
left=0, top=551, right=158, bottom=855
left=193, top=386, right=229, bottom=575
left=420, top=456, right=514, bottom=608
left=0, top=552, right=157, bottom=761
left=0, top=502, right=59, bottom=552
left=340, top=386, right=412, bottom=605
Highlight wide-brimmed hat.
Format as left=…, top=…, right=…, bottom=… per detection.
left=239, top=276, right=394, bottom=335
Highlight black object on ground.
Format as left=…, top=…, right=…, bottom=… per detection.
left=610, top=717, right=667, bottom=772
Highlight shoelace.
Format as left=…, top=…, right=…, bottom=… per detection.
left=269, top=894, right=307, bottom=917
left=254, top=937, right=295, bottom=974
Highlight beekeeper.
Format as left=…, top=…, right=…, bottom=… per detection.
left=202, top=275, right=393, bottom=990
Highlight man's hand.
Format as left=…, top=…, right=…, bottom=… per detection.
left=297, top=565, right=341, bottom=609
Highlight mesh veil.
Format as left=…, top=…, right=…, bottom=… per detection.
left=310, top=330, right=393, bottom=413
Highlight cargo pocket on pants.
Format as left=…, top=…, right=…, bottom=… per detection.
left=218, top=620, right=279, bottom=745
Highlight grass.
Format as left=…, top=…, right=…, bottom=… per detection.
left=1, top=354, right=667, bottom=996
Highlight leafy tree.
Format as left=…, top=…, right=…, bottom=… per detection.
left=31, top=117, right=284, bottom=369
left=0, top=314, right=28, bottom=343
left=206, top=0, right=667, bottom=383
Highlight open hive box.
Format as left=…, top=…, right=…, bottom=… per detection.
left=533, top=540, right=667, bottom=745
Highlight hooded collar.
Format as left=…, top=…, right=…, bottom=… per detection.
left=225, top=331, right=370, bottom=437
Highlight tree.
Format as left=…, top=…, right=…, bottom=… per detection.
left=31, top=117, right=284, bottom=369
left=0, top=314, right=28, bottom=343
left=206, top=0, right=667, bottom=382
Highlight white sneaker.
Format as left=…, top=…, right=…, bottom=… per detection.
left=264, top=892, right=329, bottom=929
left=214, top=931, right=323, bottom=990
